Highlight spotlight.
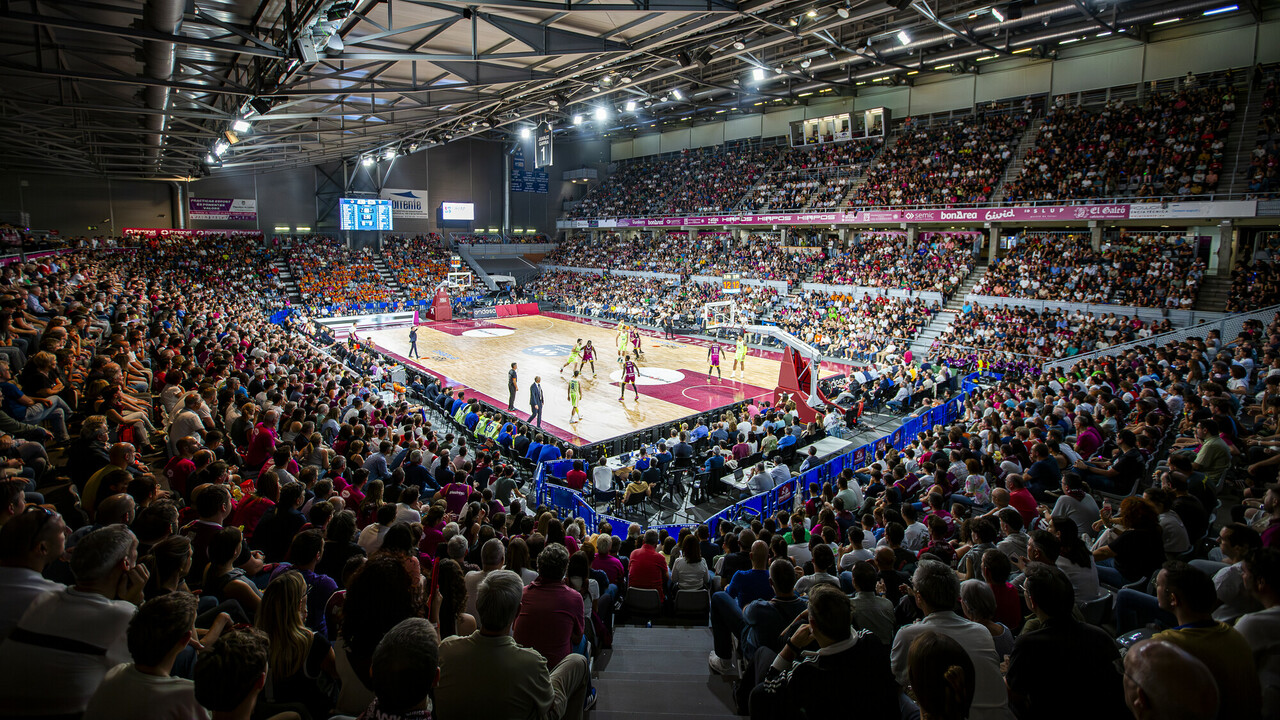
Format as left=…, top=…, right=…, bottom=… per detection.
left=837, top=6, right=850, bottom=19
left=625, top=100, right=637, bottom=112
left=643, top=98, right=653, bottom=108
left=800, top=58, right=812, bottom=69
left=549, top=94, right=567, bottom=108
left=326, top=1, right=355, bottom=22
left=732, top=39, right=746, bottom=50
left=594, top=106, right=608, bottom=121
left=991, top=7, right=1005, bottom=22
left=789, top=17, right=798, bottom=26
left=620, top=76, right=632, bottom=83
left=519, top=126, right=532, bottom=139
left=752, top=67, right=766, bottom=82
left=231, top=118, right=251, bottom=133
left=807, top=9, right=817, bottom=18
left=775, top=66, right=783, bottom=74
left=383, top=148, right=396, bottom=160
left=591, top=85, right=601, bottom=93
left=671, top=87, right=684, bottom=100
left=573, top=114, right=584, bottom=125
left=897, top=30, right=911, bottom=46
left=601, top=74, right=614, bottom=86
left=361, top=156, right=375, bottom=166
left=213, top=140, right=229, bottom=156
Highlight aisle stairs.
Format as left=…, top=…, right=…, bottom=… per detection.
left=272, top=260, right=304, bottom=305
left=591, top=625, right=741, bottom=719
left=908, top=260, right=988, bottom=362
left=1195, top=273, right=1233, bottom=313
left=989, top=117, right=1043, bottom=204
left=369, top=255, right=405, bottom=297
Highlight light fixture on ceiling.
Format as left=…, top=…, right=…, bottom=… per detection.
left=594, top=106, right=608, bottom=121
left=519, top=126, right=532, bottom=139
left=383, top=148, right=396, bottom=160
left=573, top=114, right=584, bottom=125
left=620, top=75, right=631, bottom=83
left=807, top=9, right=817, bottom=18
left=601, top=74, right=614, bottom=86
left=249, top=97, right=274, bottom=115
left=643, top=98, right=653, bottom=108
left=549, top=94, right=567, bottom=108
left=897, top=30, right=911, bottom=46
left=231, top=118, right=251, bottom=133
left=625, top=99, right=637, bottom=112
left=837, top=5, right=850, bottom=19
left=479, top=117, right=492, bottom=128
left=326, top=1, right=355, bottom=22
left=991, top=7, right=1005, bottom=23
left=732, top=39, right=746, bottom=50
left=222, top=130, right=239, bottom=145
left=800, top=58, right=812, bottom=69
left=591, top=85, right=601, bottom=93
left=213, top=140, right=229, bottom=156
left=361, top=155, right=375, bottom=166
left=789, top=17, right=798, bottom=26
left=671, top=87, right=684, bottom=100
left=752, top=67, right=766, bottom=82
left=1202, top=5, right=1238, bottom=15
left=775, top=66, right=784, bottom=74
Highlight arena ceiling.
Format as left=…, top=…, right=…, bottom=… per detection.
left=0, top=0, right=1262, bottom=179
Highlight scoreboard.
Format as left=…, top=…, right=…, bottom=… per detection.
left=339, top=198, right=394, bottom=231
left=722, top=272, right=742, bottom=294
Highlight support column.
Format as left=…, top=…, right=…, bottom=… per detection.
left=780, top=226, right=788, bottom=245
left=987, top=225, right=1001, bottom=263
left=1090, top=222, right=1103, bottom=252
left=906, top=225, right=919, bottom=247
left=688, top=228, right=697, bottom=243
left=1195, top=225, right=1227, bottom=274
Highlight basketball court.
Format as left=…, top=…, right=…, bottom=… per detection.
left=363, top=311, right=847, bottom=446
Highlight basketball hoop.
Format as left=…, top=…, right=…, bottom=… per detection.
left=702, top=300, right=737, bottom=330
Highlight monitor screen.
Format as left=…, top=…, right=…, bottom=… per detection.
left=441, top=202, right=475, bottom=221
left=339, top=198, right=394, bottom=231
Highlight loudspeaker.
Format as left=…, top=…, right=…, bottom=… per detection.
left=295, top=34, right=320, bottom=63
left=676, top=51, right=693, bottom=67
left=695, top=49, right=714, bottom=68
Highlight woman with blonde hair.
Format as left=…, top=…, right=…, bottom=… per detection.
left=256, top=570, right=339, bottom=718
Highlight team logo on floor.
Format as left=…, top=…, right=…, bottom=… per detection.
left=523, top=344, right=575, bottom=357
left=462, top=327, right=515, bottom=338
left=609, top=367, right=684, bottom=386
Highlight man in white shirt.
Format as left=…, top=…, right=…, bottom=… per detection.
left=84, top=591, right=209, bottom=720
left=890, top=560, right=1016, bottom=720
left=166, top=393, right=206, bottom=456
left=0, top=505, right=68, bottom=640
left=0, top=524, right=148, bottom=716
left=1236, top=548, right=1280, bottom=720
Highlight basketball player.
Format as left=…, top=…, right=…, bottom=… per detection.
left=619, top=353, right=639, bottom=402
left=629, top=327, right=643, bottom=359
left=408, top=325, right=419, bottom=358
left=707, top=341, right=723, bottom=380
left=615, top=322, right=629, bottom=362
left=731, top=333, right=748, bottom=380
left=581, top=340, right=597, bottom=376
left=568, top=370, right=584, bottom=422
left=561, top=338, right=583, bottom=373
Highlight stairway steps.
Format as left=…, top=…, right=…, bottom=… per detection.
left=591, top=676, right=739, bottom=716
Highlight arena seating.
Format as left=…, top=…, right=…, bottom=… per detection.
left=527, top=269, right=780, bottom=327
left=849, top=110, right=1029, bottom=207
left=1003, top=82, right=1237, bottom=202
left=809, top=232, right=975, bottom=296
left=771, top=290, right=938, bottom=363
left=742, top=141, right=881, bottom=211
left=928, top=305, right=1176, bottom=362
left=971, top=231, right=1205, bottom=308
left=381, top=235, right=451, bottom=300
left=1246, top=69, right=1279, bottom=197
left=288, top=238, right=394, bottom=310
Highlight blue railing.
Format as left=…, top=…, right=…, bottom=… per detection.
left=534, top=372, right=993, bottom=536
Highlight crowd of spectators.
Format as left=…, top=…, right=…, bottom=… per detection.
left=742, top=141, right=882, bottom=211
left=528, top=270, right=780, bottom=328
left=973, top=232, right=1205, bottom=308
left=850, top=111, right=1029, bottom=207
left=381, top=235, right=450, bottom=301
left=544, top=232, right=818, bottom=284
left=771, top=291, right=938, bottom=363
left=1228, top=242, right=1280, bottom=312
left=288, top=239, right=394, bottom=311
left=0, top=229, right=1278, bottom=720
left=1004, top=82, right=1237, bottom=202
left=811, top=232, right=975, bottom=296
left=1246, top=70, right=1280, bottom=197
left=929, top=305, right=1177, bottom=367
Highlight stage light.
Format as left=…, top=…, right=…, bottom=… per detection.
left=594, top=106, right=608, bottom=121
left=361, top=156, right=375, bottom=166
left=519, top=126, right=532, bottom=139
left=897, top=30, right=911, bottom=46
left=800, top=58, right=812, bottom=69
left=837, top=6, right=850, bottom=19
left=231, top=118, right=251, bottom=133
left=625, top=100, right=637, bottom=112
left=732, top=39, right=746, bottom=50
left=573, top=114, right=584, bottom=125
left=383, top=148, right=395, bottom=160
left=671, top=88, right=684, bottom=100
left=213, top=140, right=229, bottom=156
left=752, top=67, right=766, bottom=82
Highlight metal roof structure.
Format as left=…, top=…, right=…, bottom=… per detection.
left=0, top=0, right=1257, bottom=178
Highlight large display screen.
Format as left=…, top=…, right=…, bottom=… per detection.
left=339, top=198, right=394, bottom=230
left=441, top=202, right=475, bottom=221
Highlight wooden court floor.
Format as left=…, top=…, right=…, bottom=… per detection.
left=365, top=314, right=786, bottom=444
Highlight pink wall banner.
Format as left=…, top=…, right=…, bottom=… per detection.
left=557, top=200, right=1264, bottom=229
left=122, top=228, right=264, bottom=238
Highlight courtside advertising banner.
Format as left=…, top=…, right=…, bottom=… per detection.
left=188, top=198, right=257, bottom=221
left=380, top=188, right=431, bottom=219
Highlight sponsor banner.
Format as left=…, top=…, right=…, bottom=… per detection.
left=1126, top=199, right=1257, bottom=219
left=121, top=228, right=264, bottom=238
left=557, top=204, right=1139, bottom=229
left=472, top=306, right=499, bottom=319
left=380, top=188, right=430, bottom=219
left=189, top=197, right=256, bottom=221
